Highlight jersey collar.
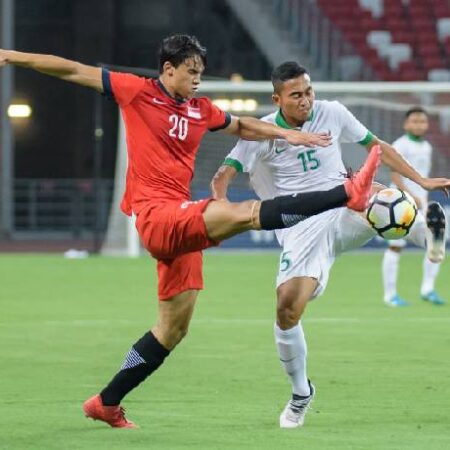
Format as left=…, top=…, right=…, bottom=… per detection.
left=156, top=79, right=187, bottom=104
left=275, top=108, right=314, bottom=129
left=406, top=132, right=424, bottom=142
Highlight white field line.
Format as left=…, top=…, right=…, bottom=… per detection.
left=1, top=316, right=450, bottom=328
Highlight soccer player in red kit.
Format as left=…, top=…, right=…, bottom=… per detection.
left=0, top=35, right=411, bottom=429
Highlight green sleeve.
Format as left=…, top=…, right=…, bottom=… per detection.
left=358, top=131, right=375, bottom=146
left=223, top=157, right=243, bottom=173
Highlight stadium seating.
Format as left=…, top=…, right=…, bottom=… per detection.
left=428, top=68, right=450, bottom=81
left=317, top=0, right=450, bottom=81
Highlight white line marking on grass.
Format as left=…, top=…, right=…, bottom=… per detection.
left=0, top=316, right=449, bottom=328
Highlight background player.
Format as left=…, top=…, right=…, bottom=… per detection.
left=211, top=62, right=449, bottom=428
left=382, top=107, right=446, bottom=307
left=0, top=36, right=383, bottom=429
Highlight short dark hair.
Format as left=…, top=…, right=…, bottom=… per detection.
left=405, top=106, right=428, bottom=118
left=271, top=62, right=309, bottom=93
left=158, top=34, right=207, bottom=73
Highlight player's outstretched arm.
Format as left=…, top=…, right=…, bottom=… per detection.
left=0, top=49, right=103, bottom=92
left=223, top=116, right=332, bottom=148
left=391, top=170, right=423, bottom=209
left=368, top=138, right=450, bottom=195
left=210, top=165, right=238, bottom=200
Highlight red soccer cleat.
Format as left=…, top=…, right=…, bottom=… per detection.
left=83, top=394, right=137, bottom=429
left=344, top=145, right=382, bottom=211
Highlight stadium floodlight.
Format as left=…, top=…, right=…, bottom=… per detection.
left=212, top=99, right=231, bottom=111
left=230, top=99, right=245, bottom=111
left=212, top=98, right=258, bottom=112
left=243, top=99, right=258, bottom=111
left=7, top=103, right=32, bottom=118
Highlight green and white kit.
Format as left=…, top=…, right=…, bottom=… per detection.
left=224, top=100, right=426, bottom=296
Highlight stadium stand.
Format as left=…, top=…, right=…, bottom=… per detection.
left=318, top=0, right=450, bottom=82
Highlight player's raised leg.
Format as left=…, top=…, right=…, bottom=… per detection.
left=203, top=145, right=381, bottom=241
left=404, top=201, right=446, bottom=265
left=420, top=202, right=446, bottom=304
left=275, top=277, right=317, bottom=428
left=424, top=202, right=447, bottom=264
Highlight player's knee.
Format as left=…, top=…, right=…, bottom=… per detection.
left=155, top=322, right=190, bottom=349
left=276, top=290, right=308, bottom=328
left=277, top=306, right=301, bottom=329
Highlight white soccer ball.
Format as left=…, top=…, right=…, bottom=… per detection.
left=366, top=188, right=418, bottom=240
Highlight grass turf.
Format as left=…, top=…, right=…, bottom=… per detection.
left=0, top=252, right=449, bottom=450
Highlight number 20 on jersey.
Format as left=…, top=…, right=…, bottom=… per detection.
left=169, top=114, right=188, bottom=141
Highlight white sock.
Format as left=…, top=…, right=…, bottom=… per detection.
left=382, top=249, right=400, bottom=302
left=421, top=256, right=441, bottom=295
left=274, top=322, right=309, bottom=397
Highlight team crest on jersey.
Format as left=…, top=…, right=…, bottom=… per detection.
left=187, top=107, right=201, bottom=119
left=180, top=200, right=201, bottom=209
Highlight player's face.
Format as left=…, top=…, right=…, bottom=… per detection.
left=272, top=75, right=315, bottom=125
left=166, top=56, right=204, bottom=99
left=404, top=112, right=429, bottom=137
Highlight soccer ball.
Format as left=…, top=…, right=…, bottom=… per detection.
left=366, top=188, right=418, bottom=240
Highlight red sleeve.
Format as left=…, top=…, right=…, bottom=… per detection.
left=102, top=69, right=146, bottom=106
left=204, top=98, right=231, bottom=131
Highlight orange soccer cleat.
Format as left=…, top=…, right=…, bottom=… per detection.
left=344, top=145, right=382, bottom=211
left=83, top=394, right=137, bottom=429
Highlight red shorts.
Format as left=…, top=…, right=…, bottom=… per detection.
left=135, top=198, right=219, bottom=300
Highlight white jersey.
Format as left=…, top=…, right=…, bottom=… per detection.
left=224, top=100, right=372, bottom=244
left=222, top=103, right=428, bottom=297
left=224, top=100, right=371, bottom=200
left=391, top=134, right=432, bottom=203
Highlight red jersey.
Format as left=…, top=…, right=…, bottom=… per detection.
left=102, top=69, right=230, bottom=215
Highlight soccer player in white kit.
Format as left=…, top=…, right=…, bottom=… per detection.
left=211, top=62, right=449, bottom=428
left=382, top=107, right=445, bottom=307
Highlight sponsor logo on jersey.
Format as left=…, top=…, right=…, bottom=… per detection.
left=187, top=107, right=201, bottom=119
left=152, top=98, right=166, bottom=105
left=274, top=146, right=288, bottom=154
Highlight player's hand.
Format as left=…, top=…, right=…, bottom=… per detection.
left=283, top=130, right=332, bottom=148
left=0, top=49, right=11, bottom=68
left=420, top=177, right=450, bottom=197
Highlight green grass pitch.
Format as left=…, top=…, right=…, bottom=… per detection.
left=1, top=252, right=449, bottom=450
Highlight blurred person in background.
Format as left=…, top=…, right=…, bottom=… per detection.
left=382, top=107, right=446, bottom=307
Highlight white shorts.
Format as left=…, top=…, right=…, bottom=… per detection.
left=276, top=208, right=375, bottom=298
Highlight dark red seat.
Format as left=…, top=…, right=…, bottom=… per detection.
left=432, top=5, right=450, bottom=17
left=399, top=69, right=426, bottom=80
left=422, top=56, right=445, bottom=70
left=398, top=60, right=418, bottom=72
left=383, top=7, right=404, bottom=18
left=417, top=44, right=442, bottom=57
left=391, top=31, right=414, bottom=44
